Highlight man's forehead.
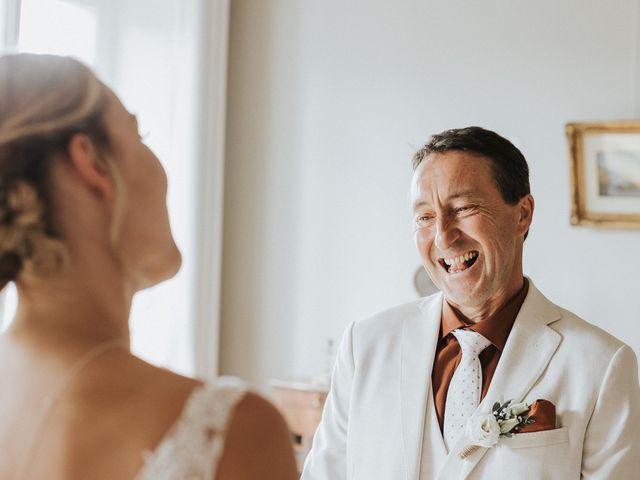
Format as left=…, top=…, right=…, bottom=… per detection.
left=411, top=188, right=480, bottom=208
left=410, top=166, right=481, bottom=196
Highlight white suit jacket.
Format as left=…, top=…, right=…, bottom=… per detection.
left=301, top=280, right=640, bottom=479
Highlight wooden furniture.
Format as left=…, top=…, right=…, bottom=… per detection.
left=270, top=378, right=329, bottom=470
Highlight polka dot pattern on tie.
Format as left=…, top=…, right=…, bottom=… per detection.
left=443, top=328, right=491, bottom=452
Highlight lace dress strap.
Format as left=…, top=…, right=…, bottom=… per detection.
left=135, top=376, right=248, bottom=480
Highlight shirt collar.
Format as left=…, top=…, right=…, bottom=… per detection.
left=440, top=278, right=529, bottom=352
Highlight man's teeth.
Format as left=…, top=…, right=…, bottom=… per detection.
left=443, top=252, right=478, bottom=266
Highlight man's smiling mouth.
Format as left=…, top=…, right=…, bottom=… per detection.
left=438, top=251, right=479, bottom=274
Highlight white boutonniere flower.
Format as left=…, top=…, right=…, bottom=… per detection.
left=465, top=412, right=501, bottom=447
left=459, top=399, right=535, bottom=459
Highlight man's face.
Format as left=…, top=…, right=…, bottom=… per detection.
left=410, top=151, right=533, bottom=309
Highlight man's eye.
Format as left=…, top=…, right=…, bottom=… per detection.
left=414, top=214, right=435, bottom=229
left=455, top=205, right=474, bottom=214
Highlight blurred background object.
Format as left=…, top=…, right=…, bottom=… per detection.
left=414, top=267, right=439, bottom=297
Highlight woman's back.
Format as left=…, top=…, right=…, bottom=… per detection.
left=0, top=343, right=296, bottom=479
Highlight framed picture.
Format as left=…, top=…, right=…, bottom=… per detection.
left=566, top=121, right=640, bottom=229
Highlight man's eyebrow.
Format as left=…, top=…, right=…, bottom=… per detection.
left=412, top=199, right=433, bottom=209
left=447, top=190, right=477, bottom=200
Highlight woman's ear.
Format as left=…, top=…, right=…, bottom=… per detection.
left=66, top=133, right=113, bottom=200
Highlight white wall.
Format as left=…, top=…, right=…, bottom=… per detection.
left=221, top=0, right=640, bottom=388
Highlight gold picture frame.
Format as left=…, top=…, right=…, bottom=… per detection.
left=566, top=121, right=640, bottom=229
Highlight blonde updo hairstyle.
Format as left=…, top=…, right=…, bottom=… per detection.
left=0, top=54, right=117, bottom=290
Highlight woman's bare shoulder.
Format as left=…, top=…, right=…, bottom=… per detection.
left=94, top=353, right=203, bottom=446
left=38, top=353, right=207, bottom=479
left=143, top=361, right=202, bottom=393
left=215, top=392, right=298, bottom=480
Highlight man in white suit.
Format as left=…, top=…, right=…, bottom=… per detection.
left=301, top=127, right=640, bottom=479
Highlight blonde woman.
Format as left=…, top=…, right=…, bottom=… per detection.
left=0, top=54, right=298, bottom=480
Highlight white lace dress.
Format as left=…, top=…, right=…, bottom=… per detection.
left=135, top=376, right=247, bottom=480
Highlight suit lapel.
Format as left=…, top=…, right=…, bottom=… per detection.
left=437, top=280, right=563, bottom=479
left=400, top=293, right=443, bottom=480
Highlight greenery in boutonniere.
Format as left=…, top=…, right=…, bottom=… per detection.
left=492, top=399, right=535, bottom=437
left=460, top=399, right=535, bottom=459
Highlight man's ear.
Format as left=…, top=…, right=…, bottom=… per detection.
left=66, top=133, right=113, bottom=200
left=517, top=194, right=535, bottom=235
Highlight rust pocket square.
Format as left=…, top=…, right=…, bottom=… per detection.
left=516, top=399, right=556, bottom=433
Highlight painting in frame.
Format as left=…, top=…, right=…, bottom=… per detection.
left=566, top=121, right=640, bottom=229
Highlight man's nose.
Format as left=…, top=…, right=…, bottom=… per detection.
left=434, top=217, right=460, bottom=251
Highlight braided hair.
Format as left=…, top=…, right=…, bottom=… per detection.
left=0, top=54, right=111, bottom=289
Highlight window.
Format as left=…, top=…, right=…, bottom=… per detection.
left=19, top=0, right=98, bottom=63
left=0, top=0, right=228, bottom=379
